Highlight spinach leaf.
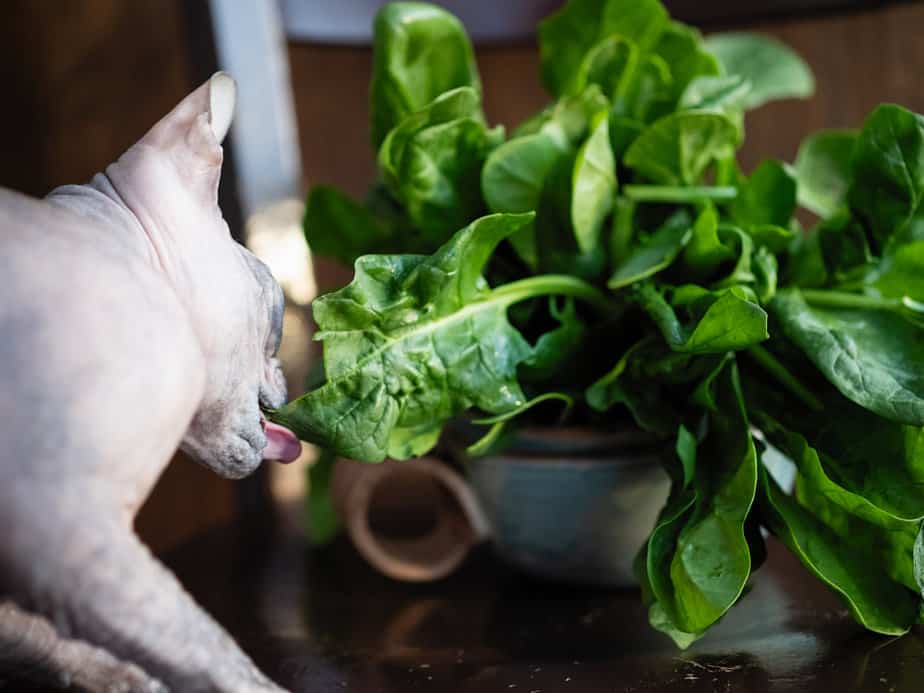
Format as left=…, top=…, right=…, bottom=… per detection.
left=770, top=289, right=924, bottom=426
left=304, top=185, right=397, bottom=265
left=273, top=213, right=536, bottom=461
left=635, top=283, right=768, bottom=354
left=848, top=104, right=924, bottom=250
left=609, top=213, right=691, bottom=289
left=729, top=159, right=797, bottom=228
left=875, top=238, right=924, bottom=304
left=482, top=132, right=565, bottom=216
left=520, top=298, right=587, bottom=383
left=623, top=111, right=739, bottom=185
left=538, top=0, right=668, bottom=97
left=794, top=476, right=921, bottom=594
left=651, top=21, right=721, bottom=110
left=680, top=204, right=733, bottom=280
left=679, top=74, right=751, bottom=114
left=704, top=32, right=814, bottom=110
left=378, top=88, right=504, bottom=244
left=793, top=130, right=856, bottom=218
left=572, top=115, right=617, bottom=253
left=643, top=360, right=758, bottom=643
left=759, top=465, right=917, bottom=636
left=572, top=34, right=636, bottom=100
left=370, top=2, right=481, bottom=147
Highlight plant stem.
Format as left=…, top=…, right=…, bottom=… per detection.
left=491, top=274, right=612, bottom=312
left=610, top=196, right=636, bottom=267
left=800, top=289, right=900, bottom=311
left=746, top=344, right=824, bottom=412
left=623, top=185, right=738, bottom=203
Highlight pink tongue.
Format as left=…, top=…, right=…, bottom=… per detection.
left=263, top=421, right=302, bottom=463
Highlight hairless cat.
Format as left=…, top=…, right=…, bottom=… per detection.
left=0, top=73, right=302, bottom=691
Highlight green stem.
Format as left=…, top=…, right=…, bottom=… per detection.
left=800, top=289, right=900, bottom=311
left=610, top=196, right=636, bottom=267
left=746, top=344, right=824, bottom=412
left=491, top=274, right=611, bottom=312
left=623, top=185, right=738, bottom=203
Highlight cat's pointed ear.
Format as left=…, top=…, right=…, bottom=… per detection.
left=207, top=72, right=235, bottom=143
left=103, top=73, right=237, bottom=234
left=129, top=72, right=236, bottom=203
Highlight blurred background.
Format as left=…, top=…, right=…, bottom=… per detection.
left=1, top=0, right=922, bottom=553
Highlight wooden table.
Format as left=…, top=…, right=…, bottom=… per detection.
left=154, top=515, right=924, bottom=692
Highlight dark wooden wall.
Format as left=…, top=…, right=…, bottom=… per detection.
left=2, top=0, right=923, bottom=551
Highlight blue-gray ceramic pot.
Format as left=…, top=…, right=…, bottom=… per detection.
left=459, top=427, right=671, bottom=587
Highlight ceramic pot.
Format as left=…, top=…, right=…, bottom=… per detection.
left=331, top=426, right=670, bottom=586
left=462, top=427, right=670, bottom=586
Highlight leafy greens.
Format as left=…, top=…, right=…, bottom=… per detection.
left=278, top=0, right=924, bottom=648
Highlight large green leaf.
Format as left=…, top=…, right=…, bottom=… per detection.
left=273, top=213, right=535, bottom=461
left=793, top=129, right=856, bottom=218
left=704, top=32, right=814, bottom=110
left=370, top=2, right=481, bottom=147
left=623, top=111, right=739, bottom=185
left=770, top=289, right=924, bottom=426
left=538, top=0, right=669, bottom=97
left=848, top=104, right=924, bottom=250
left=642, top=360, right=758, bottom=643
left=759, top=466, right=917, bottom=636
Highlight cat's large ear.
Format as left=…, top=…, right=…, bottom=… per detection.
left=108, top=72, right=236, bottom=212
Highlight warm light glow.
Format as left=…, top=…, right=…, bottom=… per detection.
left=246, top=198, right=316, bottom=306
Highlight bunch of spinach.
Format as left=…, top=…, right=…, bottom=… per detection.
left=274, top=0, right=924, bottom=646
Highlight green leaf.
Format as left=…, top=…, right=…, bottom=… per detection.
left=635, top=283, right=769, bottom=354
left=753, top=246, right=778, bottom=304
left=609, top=213, right=691, bottom=289
left=573, top=34, right=637, bottom=99
left=482, top=132, right=565, bottom=215
left=306, top=448, right=339, bottom=545
left=770, top=289, right=924, bottom=426
left=538, top=0, right=669, bottom=97
left=681, top=204, right=734, bottom=279
left=644, top=360, right=758, bottom=640
left=370, top=2, right=481, bottom=148
left=624, top=111, right=739, bottom=185
left=679, top=74, right=751, bottom=114
left=586, top=338, right=718, bottom=434
left=759, top=466, right=916, bottom=636
left=729, top=159, right=797, bottom=228
left=520, top=298, right=587, bottom=383
left=848, top=104, right=924, bottom=249
left=379, top=88, right=504, bottom=243
left=572, top=115, right=617, bottom=253
left=704, top=32, right=814, bottom=110
left=467, top=392, right=574, bottom=457
left=793, top=129, right=857, bottom=217
left=272, top=213, right=535, bottom=461
left=304, top=185, right=396, bottom=266
left=651, top=21, right=721, bottom=109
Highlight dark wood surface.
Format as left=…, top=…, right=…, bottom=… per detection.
left=153, top=514, right=924, bottom=693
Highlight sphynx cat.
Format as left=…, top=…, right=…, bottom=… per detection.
left=0, top=73, right=302, bottom=691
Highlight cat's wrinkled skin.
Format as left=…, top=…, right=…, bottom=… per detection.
left=0, top=73, right=300, bottom=692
